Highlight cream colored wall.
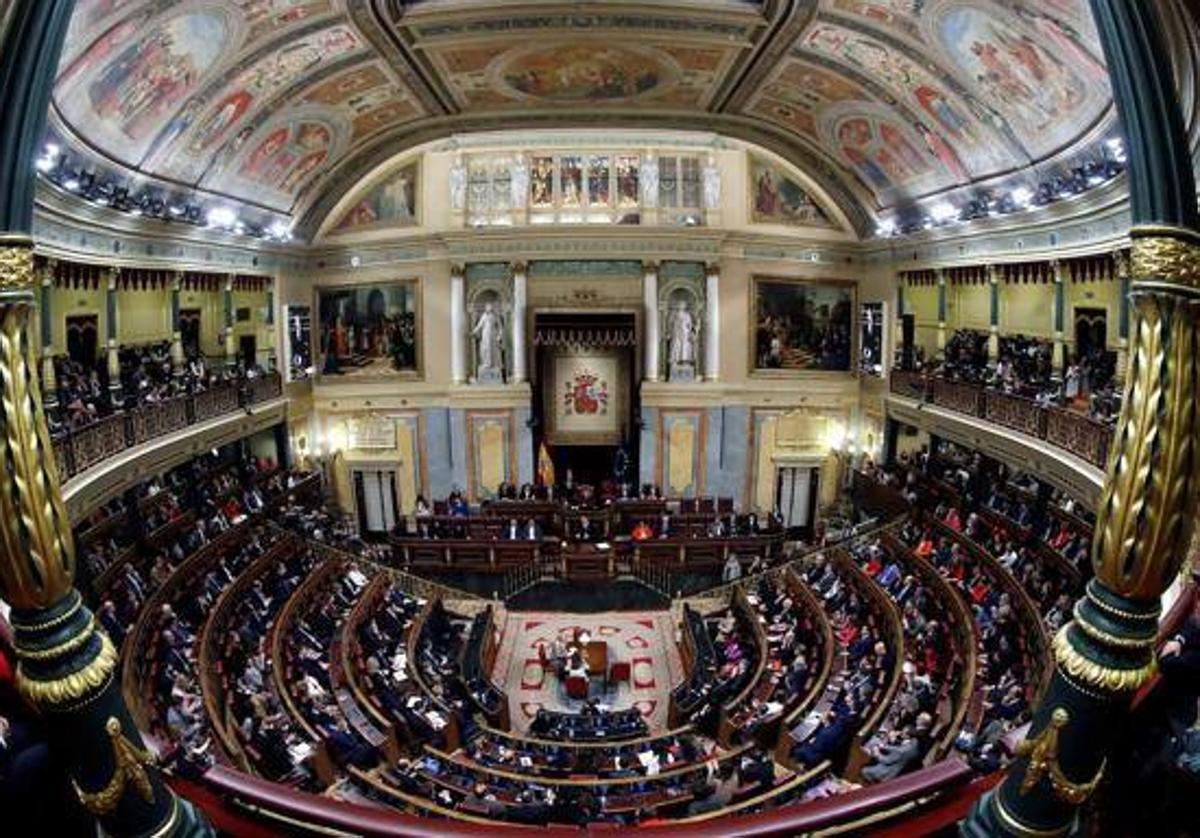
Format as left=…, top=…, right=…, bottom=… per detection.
left=999, top=282, right=1054, bottom=339
left=905, top=284, right=940, bottom=357
left=951, top=284, right=990, bottom=332
left=118, top=289, right=172, bottom=344
left=1065, top=278, right=1123, bottom=352
left=177, top=288, right=225, bottom=357
left=50, top=285, right=105, bottom=351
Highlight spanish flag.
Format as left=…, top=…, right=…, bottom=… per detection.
left=537, top=441, right=555, bottom=487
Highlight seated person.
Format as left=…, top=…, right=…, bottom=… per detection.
left=565, top=652, right=589, bottom=680
left=504, top=518, right=521, bottom=540
left=575, top=515, right=598, bottom=543
left=523, top=518, right=542, bottom=541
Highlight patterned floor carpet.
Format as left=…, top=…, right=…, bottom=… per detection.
left=491, top=610, right=684, bottom=734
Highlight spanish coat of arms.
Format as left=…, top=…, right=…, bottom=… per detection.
left=563, top=370, right=608, bottom=415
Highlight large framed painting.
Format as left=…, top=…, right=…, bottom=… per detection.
left=751, top=277, right=855, bottom=374
left=749, top=155, right=836, bottom=228
left=331, top=161, right=419, bottom=233
left=317, top=281, right=421, bottom=378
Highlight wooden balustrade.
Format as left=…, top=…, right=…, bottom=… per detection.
left=889, top=369, right=929, bottom=400
left=193, top=381, right=240, bottom=422
left=893, top=373, right=1116, bottom=470
left=930, top=377, right=985, bottom=417
left=983, top=389, right=1045, bottom=437
left=1045, top=408, right=1113, bottom=468
left=49, top=372, right=282, bottom=480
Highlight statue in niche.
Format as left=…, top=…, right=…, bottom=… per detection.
left=472, top=302, right=505, bottom=383
left=667, top=300, right=698, bottom=382
left=449, top=155, right=467, bottom=210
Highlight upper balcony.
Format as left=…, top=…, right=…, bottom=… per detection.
left=885, top=370, right=1111, bottom=508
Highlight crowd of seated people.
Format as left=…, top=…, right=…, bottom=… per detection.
left=376, top=742, right=778, bottom=826
left=356, top=586, right=457, bottom=749
left=281, top=560, right=379, bottom=770
left=222, top=545, right=322, bottom=784
left=463, top=728, right=716, bottom=779
left=848, top=539, right=950, bottom=782
left=462, top=610, right=505, bottom=720
left=528, top=705, right=649, bottom=742
left=897, top=518, right=1034, bottom=774
left=400, top=484, right=780, bottom=544
left=790, top=555, right=894, bottom=773
left=93, top=454, right=291, bottom=644
left=77, top=478, right=174, bottom=582
left=672, top=604, right=759, bottom=734
left=926, top=330, right=1118, bottom=423
left=724, top=574, right=821, bottom=742
left=146, top=526, right=286, bottom=771
left=49, top=345, right=272, bottom=431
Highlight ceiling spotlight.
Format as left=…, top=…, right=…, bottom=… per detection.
left=1010, top=187, right=1033, bottom=208
left=929, top=202, right=956, bottom=223
left=63, top=177, right=80, bottom=191
left=206, top=206, right=237, bottom=228
left=875, top=219, right=896, bottom=237
left=35, top=156, right=54, bottom=173
left=267, top=220, right=293, bottom=241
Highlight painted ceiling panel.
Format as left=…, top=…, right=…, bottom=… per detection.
left=46, top=0, right=1119, bottom=230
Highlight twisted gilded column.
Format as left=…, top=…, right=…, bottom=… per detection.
left=0, top=2, right=211, bottom=834
left=964, top=0, right=1200, bottom=834
left=0, top=241, right=212, bottom=836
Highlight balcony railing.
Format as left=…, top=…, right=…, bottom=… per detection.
left=51, top=372, right=282, bottom=480
left=889, top=371, right=1114, bottom=469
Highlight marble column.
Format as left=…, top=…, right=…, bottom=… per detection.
left=705, top=262, right=720, bottom=381
left=40, top=258, right=58, bottom=423
left=643, top=260, right=660, bottom=381
left=1051, top=260, right=1066, bottom=372
left=223, top=275, right=236, bottom=370
left=450, top=263, right=466, bottom=384
left=987, top=265, right=1000, bottom=362
left=264, top=283, right=276, bottom=372
left=510, top=261, right=527, bottom=384
left=170, top=272, right=184, bottom=377
left=935, top=269, right=947, bottom=351
left=105, top=269, right=121, bottom=409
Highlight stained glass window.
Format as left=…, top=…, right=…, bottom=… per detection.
left=588, top=156, right=610, bottom=207
left=462, top=149, right=703, bottom=227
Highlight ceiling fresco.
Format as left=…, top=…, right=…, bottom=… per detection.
left=47, top=0, right=1117, bottom=233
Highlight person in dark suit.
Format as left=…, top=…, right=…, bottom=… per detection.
left=523, top=518, right=542, bottom=541
left=575, top=515, right=597, bottom=542
left=792, top=706, right=859, bottom=768
left=1160, top=614, right=1200, bottom=734
left=504, top=518, right=521, bottom=540
left=861, top=714, right=931, bottom=783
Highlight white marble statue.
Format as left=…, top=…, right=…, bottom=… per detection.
left=472, top=302, right=505, bottom=376
left=641, top=155, right=659, bottom=208
left=449, top=154, right=467, bottom=210
left=668, top=300, right=697, bottom=368
left=703, top=156, right=721, bottom=209
left=511, top=155, right=529, bottom=208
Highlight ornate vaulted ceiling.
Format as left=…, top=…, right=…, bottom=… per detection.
left=50, top=0, right=1114, bottom=237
